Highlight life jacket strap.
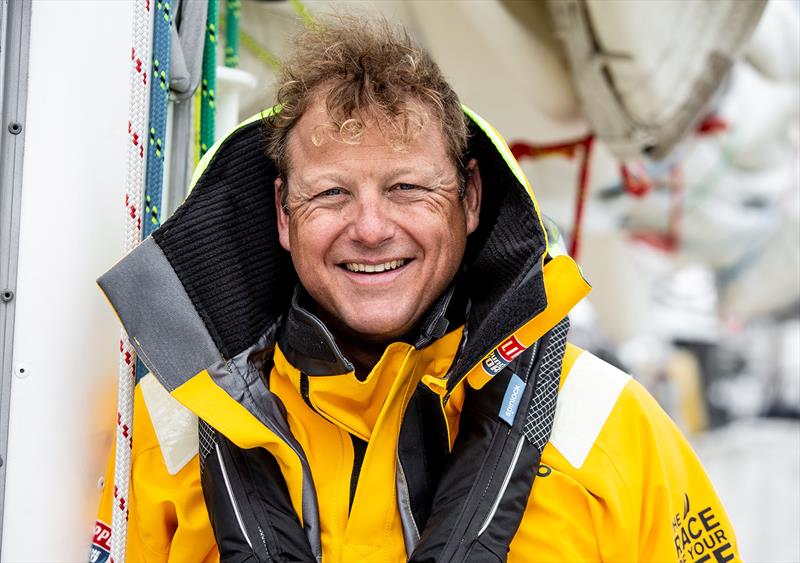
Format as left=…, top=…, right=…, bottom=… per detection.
left=407, top=317, right=570, bottom=562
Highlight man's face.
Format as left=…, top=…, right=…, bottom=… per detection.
left=275, top=97, right=481, bottom=343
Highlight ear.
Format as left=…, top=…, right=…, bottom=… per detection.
left=274, top=177, right=291, bottom=252
left=463, top=158, right=482, bottom=235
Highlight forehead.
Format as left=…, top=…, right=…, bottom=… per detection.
left=285, top=95, right=452, bottom=178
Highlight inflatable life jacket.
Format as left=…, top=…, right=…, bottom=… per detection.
left=98, top=106, right=590, bottom=561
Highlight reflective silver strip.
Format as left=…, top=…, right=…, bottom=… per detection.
left=211, top=348, right=322, bottom=561
left=476, top=435, right=525, bottom=537
left=396, top=457, right=421, bottom=555
left=215, top=442, right=254, bottom=551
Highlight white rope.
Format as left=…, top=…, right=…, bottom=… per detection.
left=111, top=0, right=152, bottom=560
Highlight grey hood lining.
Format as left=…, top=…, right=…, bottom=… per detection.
left=97, top=237, right=221, bottom=393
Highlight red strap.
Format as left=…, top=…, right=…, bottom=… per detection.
left=620, top=163, right=652, bottom=197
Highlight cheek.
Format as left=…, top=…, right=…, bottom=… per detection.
left=409, top=216, right=467, bottom=264
left=425, top=207, right=468, bottom=250
left=289, top=215, right=341, bottom=259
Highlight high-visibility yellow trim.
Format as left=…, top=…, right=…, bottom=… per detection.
left=96, top=385, right=219, bottom=562
left=466, top=254, right=590, bottom=390
left=271, top=348, right=354, bottom=558
left=171, top=370, right=306, bottom=523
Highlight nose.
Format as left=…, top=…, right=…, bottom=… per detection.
left=348, top=193, right=395, bottom=248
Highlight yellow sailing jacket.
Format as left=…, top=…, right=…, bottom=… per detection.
left=96, top=261, right=738, bottom=562
left=94, top=106, right=738, bottom=562
left=95, top=345, right=739, bottom=562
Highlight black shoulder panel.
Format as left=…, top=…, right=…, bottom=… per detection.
left=153, top=122, right=296, bottom=360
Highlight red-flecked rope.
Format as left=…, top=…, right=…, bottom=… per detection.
left=112, top=0, right=152, bottom=561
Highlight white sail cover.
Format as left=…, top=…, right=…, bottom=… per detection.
left=550, top=0, right=767, bottom=160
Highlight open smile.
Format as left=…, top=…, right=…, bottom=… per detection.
left=337, top=258, right=414, bottom=280
left=342, top=258, right=411, bottom=273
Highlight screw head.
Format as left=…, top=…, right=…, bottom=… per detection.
left=8, top=122, right=22, bottom=135
left=1, top=289, right=13, bottom=302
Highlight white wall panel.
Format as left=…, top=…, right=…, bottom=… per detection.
left=2, top=1, right=131, bottom=559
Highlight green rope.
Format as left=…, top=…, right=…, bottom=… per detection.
left=200, top=0, right=218, bottom=157
left=224, top=0, right=240, bottom=68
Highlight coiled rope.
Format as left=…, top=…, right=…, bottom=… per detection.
left=200, top=0, right=218, bottom=157
left=112, top=0, right=152, bottom=560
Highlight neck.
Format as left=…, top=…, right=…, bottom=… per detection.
left=337, top=339, right=386, bottom=381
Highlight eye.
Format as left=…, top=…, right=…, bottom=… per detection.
left=394, top=183, right=421, bottom=191
left=316, top=187, right=345, bottom=198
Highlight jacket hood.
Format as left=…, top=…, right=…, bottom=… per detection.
left=98, top=105, right=589, bottom=411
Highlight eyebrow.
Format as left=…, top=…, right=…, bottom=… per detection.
left=295, top=164, right=453, bottom=188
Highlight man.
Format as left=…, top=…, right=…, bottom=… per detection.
left=95, top=18, right=738, bottom=562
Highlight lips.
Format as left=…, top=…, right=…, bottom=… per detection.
left=341, top=258, right=410, bottom=274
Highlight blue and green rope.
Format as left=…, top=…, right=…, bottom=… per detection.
left=143, top=0, right=172, bottom=239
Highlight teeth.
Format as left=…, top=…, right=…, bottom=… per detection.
left=345, top=259, right=406, bottom=273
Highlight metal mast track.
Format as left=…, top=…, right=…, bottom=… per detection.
left=0, top=0, right=32, bottom=553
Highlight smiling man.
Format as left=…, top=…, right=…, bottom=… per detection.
left=94, top=17, right=738, bottom=563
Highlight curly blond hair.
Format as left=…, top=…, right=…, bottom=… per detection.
left=263, top=16, right=468, bottom=198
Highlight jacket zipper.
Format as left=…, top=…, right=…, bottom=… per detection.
left=257, top=524, right=268, bottom=558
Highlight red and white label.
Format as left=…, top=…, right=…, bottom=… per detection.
left=93, top=520, right=112, bottom=551
left=497, top=335, right=526, bottom=362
